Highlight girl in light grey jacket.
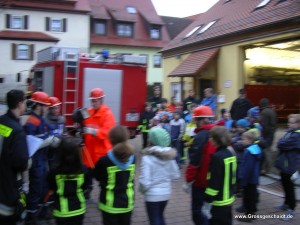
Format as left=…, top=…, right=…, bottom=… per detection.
left=139, top=127, right=180, bottom=225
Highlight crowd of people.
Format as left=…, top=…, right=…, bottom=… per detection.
left=0, top=86, right=299, bottom=225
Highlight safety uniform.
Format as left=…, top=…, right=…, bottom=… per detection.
left=24, top=112, right=50, bottom=219
left=83, top=104, right=116, bottom=167
left=204, top=147, right=237, bottom=225
left=94, top=150, right=135, bottom=225
left=47, top=167, right=88, bottom=224
left=138, top=110, right=155, bottom=148
left=0, top=110, right=28, bottom=223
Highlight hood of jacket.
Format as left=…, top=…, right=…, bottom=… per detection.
left=107, top=150, right=134, bottom=170
left=142, top=146, right=177, bottom=161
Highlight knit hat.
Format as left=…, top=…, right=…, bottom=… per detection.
left=247, top=106, right=260, bottom=120
left=220, top=108, right=228, bottom=115
left=236, top=119, right=250, bottom=128
left=149, top=127, right=170, bottom=147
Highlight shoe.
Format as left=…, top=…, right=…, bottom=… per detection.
left=235, top=205, right=246, bottom=213
left=274, top=204, right=289, bottom=211
left=281, top=209, right=295, bottom=221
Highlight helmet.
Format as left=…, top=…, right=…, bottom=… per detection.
left=192, top=106, right=214, bottom=118
left=89, top=88, right=105, bottom=99
left=30, top=91, right=50, bottom=105
left=49, top=97, right=62, bottom=108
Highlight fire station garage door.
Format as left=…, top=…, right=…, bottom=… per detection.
left=83, top=68, right=122, bottom=125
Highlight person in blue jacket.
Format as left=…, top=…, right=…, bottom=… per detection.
left=237, top=130, right=262, bottom=222
left=200, top=88, right=217, bottom=117
left=274, top=114, right=300, bottom=221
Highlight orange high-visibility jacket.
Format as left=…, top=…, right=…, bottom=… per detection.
left=83, top=104, right=116, bottom=168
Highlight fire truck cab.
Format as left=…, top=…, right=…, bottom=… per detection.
left=30, top=47, right=147, bottom=136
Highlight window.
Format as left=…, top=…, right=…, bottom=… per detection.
left=6, top=14, right=28, bottom=29
left=12, top=44, right=34, bottom=60
left=117, top=23, right=133, bottom=37
left=256, top=0, right=272, bottom=8
left=198, top=20, right=217, bottom=34
left=46, top=17, right=67, bottom=32
left=150, top=27, right=161, bottom=39
left=153, top=55, right=162, bottom=68
left=94, top=21, right=106, bottom=35
left=126, top=6, right=137, bottom=14
left=184, top=26, right=201, bottom=38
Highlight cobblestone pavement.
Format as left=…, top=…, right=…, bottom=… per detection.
left=30, top=134, right=299, bottom=225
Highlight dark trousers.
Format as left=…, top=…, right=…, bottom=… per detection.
left=56, top=214, right=84, bottom=225
left=146, top=201, right=168, bottom=225
left=243, top=184, right=257, bottom=214
left=210, top=205, right=232, bottom=225
left=0, top=215, right=17, bottom=225
left=281, top=172, right=296, bottom=210
left=142, top=132, right=149, bottom=148
left=191, top=186, right=208, bottom=225
left=102, top=211, right=132, bottom=225
left=26, top=150, right=48, bottom=220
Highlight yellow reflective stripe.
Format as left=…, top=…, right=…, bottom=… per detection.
left=0, top=124, right=13, bottom=137
left=126, top=165, right=135, bottom=209
left=205, top=188, right=219, bottom=196
left=53, top=208, right=86, bottom=217
left=99, top=203, right=133, bottom=214
left=223, top=156, right=236, bottom=200
left=213, top=196, right=235, bottom=206
left=106, top=166, right=117, bottom=208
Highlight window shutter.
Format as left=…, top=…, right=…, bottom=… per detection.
left=63, top=18, right=67, bottom=32
left=24, top=15, right=28, bottom=29
left=46, top=17, right=50, bottom=31
left=6, top=14, right=11, bottom=28
left=30, top=44, right=34, bottom=60
left=11, top=43, right=16, bottom=60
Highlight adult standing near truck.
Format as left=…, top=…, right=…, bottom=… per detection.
left=82, top=88, right=116, bottom=198
left=0, top=89, right=29, bottom=225
left=147, top=86, right=164, bottom=113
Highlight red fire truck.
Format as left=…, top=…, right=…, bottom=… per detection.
left=29, top=47, right=147, bottom=136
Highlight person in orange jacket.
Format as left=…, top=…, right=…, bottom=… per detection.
left=82, top=88, right=116, bottom=199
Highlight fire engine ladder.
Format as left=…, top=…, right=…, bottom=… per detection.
left=62, top=58, right=79, bottom=120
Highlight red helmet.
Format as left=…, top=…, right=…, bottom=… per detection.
left=89, top=88, right=105, bottom=99
left=30, top=91, right=50, bottom=105
left=193, top=106, right=214, bottom=118
left=49, top=97, right=62, bottom=108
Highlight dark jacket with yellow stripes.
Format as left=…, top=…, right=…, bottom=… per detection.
left=94, top=150, right=135, bottom=214
left=0, top=110, right=28, bottom=216
left=204, top=147, right=237, bottom=206
left=47, top=167, right=89, bottom=217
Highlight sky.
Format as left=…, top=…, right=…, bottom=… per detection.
left=151, top=0, right=219, bottom=18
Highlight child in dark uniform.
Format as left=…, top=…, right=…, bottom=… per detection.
left=47, top=137, right=89, bottom=225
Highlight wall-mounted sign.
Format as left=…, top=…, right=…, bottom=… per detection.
left=224, top=80, right=231, bottom=88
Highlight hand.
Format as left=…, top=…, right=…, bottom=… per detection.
left=291, top=171, right=300, bottom=184
left=83, top=127, right=98, bottom=136
left=51, top=137, right=61, bottom=148
left=182, top=182, right=193, bottom=194
left=201, top=202, right=212, bottom=219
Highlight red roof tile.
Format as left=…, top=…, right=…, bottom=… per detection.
left=9, top=0, right=91, bottom=13
left=89, top=0, right=169, bottom=47
left=163, top=0, right=300, bottom=52
left=168, top=48, right=219, bottom=77
left=0, top=30, right=59, bottom=42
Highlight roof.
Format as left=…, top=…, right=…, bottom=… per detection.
left=5, top=0, right=91, bottom=13
left=161, top=16, right=194, bottom=39
left=162, top=0, right=300, bottom=52
left=89, top=0, right=170, bottom=48
left=0, top=30, right=59, bottom=42
left=169, top=48, right=219, bottom=77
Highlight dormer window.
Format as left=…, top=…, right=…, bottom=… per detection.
left=126, top=6, right=137, bottom=14
left=150, top=26, right=161, bottom=39
left=117, top=23, right=133, bottom=37
left=256, top=0, right=272, bottom=8
left=184, top=26, right=201, bottom=38
left=198, top=20, right=217, bottom=34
